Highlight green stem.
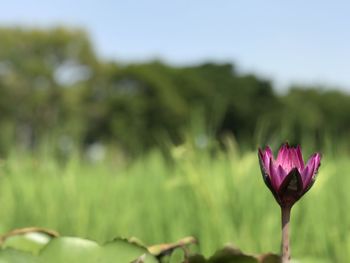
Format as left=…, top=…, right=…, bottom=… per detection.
left=281, top=206, right=291, bottom=263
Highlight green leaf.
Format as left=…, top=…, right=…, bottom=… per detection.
left=37, top=237, right=157, bottom=263
left=0, top=248, right=38, bottom=263
left=38, top=237, right=99, bottom=263
left=169, top=248, right=185, bottom=263
left=100, top=239, right=157, bottom=263
left=2, top=232, right=52, bottom=255
left=208, top=246, right=258, bottom=263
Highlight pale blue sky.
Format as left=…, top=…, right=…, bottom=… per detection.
left=1, top=0, right=350, bottom=91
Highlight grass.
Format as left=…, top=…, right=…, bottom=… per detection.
left=0, top=144, right=346, bottom=262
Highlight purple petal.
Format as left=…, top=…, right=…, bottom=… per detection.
left=301, top=165, right=310, bottom=188
left=276, top=144, right=288, bottom=166
left=269, top=158, right=281, bottom=191
left=258, top=147, right=273, bottom=172
left=296, top=145, right=305, bottom=170
left=264, top=146, right=273, bottom=160
left=276, top=143, right=304, bottom=174
left=276, top=165, right=287, bottom=187
left=258, top=149, right=267, bottom=173
left=277, top=144, right=293, bottom=172
left=302, top=153, right=321, bottom=190
left=290, top=146, right=304, bottom=172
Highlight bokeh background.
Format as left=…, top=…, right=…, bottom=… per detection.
left=0, top=1, right=350, bottom=262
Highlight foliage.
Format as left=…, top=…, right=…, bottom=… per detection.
left=0, top=145, right=344, bottom=262
left=0, top=228, right=280, bottom=262
left=1, top=27, right=350, bottom=154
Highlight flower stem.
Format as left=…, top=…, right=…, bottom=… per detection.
left=281, top=206, right=291, bottom=263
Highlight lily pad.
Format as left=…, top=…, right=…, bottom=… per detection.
left=0, top=248, right=37, bottom=263
left=0, top=227, right=57, bottom=255
left=38, top=237, right=157, bottom=263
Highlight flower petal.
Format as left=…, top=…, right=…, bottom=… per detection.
left=296, top=145, right=305, bottom=170
left=258, top=149, right=268, bottom=175
left=276, top=143, right=304, bottom=173
left=264, top=146, right=273, bottom=160
left=258, top=146, right=273, bottom=173
left=277, top=165, right=287, bottom=184
left=269, top=158, right=281, bottom=192
left=289, top=146, right=304, bottom=172
left=276, top=144, right=288, bottom=166
left=302, top=153, right=321, bottom=190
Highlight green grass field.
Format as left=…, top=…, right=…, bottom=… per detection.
left=0, top=145, right=346, bottom=262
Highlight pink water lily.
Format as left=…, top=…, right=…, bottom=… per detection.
left=258, top=143, right=321, bottom=263
left=258, top=143, right=321, bottom=208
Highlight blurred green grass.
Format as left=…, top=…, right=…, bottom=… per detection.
left=0, top=145, right=345, bottom=262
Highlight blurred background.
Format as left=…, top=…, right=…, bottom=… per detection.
left=0, top=1, right=349, bottom=262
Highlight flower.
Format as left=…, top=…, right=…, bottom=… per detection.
left=258, top=143, right=321, bottom=207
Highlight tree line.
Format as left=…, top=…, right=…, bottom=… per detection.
left=0, top=27, right=349, bottom=155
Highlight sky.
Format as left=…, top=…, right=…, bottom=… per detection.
left=1, top=0, right=350, bottom=91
